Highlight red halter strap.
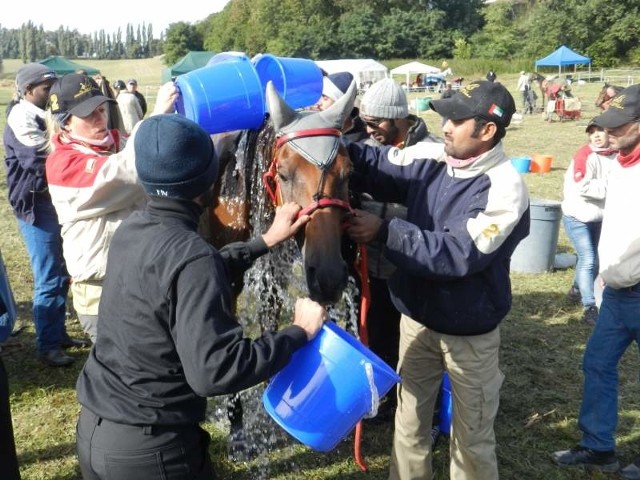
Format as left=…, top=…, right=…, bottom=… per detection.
left=262, top=128, right=353, bottom=219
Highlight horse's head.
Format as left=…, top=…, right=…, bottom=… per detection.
left=265, top=80, right=357, bottom=304
left=596, top=83, right=623, bottom=110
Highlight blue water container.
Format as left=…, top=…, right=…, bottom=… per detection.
left=439, top=372, right=453, bottom=435
left=253, top=53, right=323, bottom=110
left=263, top=321, right=401, bottom=452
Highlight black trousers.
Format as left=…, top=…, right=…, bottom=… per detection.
left=366, top=276, right=401, bottom=370
left=366, top=276, right=401, bottom=408
left=76, top=407, right=215, bottom=480
left=0, top=356, right=20, bottom=480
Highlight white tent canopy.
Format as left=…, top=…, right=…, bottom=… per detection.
left=315, top=59, right=388, bottom=89
left=390, top=61, right=441, bottom=86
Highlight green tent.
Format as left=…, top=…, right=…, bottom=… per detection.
left=39, top=56, right=100, bottom=76
left=162, top=51, right=216, bottom=82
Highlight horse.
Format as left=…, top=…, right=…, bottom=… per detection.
left=530, top=72, right=550, bottom=107
left=595, top=83, right=624, bottom=111
left=200, top=80, right=358, bottom=458
left=205, top=80, right=356, bottom=304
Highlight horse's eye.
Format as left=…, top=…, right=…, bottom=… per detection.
left=277, top=172, right=289, bottom=183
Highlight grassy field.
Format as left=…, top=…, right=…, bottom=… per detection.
left=1, top=57, right=639, bottom=479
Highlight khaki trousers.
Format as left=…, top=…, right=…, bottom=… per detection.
left=389, top=315, right=503, bottom=480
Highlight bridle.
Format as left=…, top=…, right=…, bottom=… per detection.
left=263, top=127, right=372, bottom=471
left=262, top=128, right=353, bottom=219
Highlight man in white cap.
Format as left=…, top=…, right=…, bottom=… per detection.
left=3, top=63, right=90, bottom=367
left=316, top=71, right=368, bottom=142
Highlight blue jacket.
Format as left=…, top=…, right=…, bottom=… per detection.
left=3, top=100, right=51, bottom=224
left=347, top=140, right=530, bottom=335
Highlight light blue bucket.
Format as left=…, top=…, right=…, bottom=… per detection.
left=262, top=321, right=401, bottom=452
left=511, top=156, right=531, bottom=173
left=252, top=53, right=323, bottom=110
left=174, top=54, right=265, bottom=134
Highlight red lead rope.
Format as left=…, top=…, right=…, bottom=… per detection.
left=354, top=244, right=370, bottom=472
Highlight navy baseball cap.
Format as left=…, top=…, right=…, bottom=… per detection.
left=430, top=80, right=516, bottom=128
left=48, top=74, right=115, bottom=118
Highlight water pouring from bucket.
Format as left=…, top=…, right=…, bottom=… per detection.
left=262, top=320, right=401, bottom=452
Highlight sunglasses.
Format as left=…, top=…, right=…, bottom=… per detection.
left=360, top=116, right=391, bottom=129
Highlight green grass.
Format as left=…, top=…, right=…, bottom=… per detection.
left=1, top=57, right=640, bottom=479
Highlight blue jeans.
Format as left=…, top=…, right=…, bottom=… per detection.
left=17, top=202, right=69, bottom=352
left=578, top=284, right=640, bottom=451
left=563, top=215, right=601, bottom=307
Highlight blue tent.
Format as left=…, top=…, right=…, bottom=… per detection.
left=535, top=45, right=591, bottom=74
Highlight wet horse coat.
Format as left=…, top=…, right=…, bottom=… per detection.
left=199, top=81, right=359, bottom=454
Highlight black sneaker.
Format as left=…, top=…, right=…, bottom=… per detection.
left=551, top=445, right=619, bottom=472
left=567, top=286, right=581, bottom=304
left=620, top=458, right=640, bottom=480
left=37, top=349, right=74, bottom=367
left=582, top=306, right=599, bottom=326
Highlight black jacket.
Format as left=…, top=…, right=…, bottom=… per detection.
left=76, top=197, right=307, bottom=426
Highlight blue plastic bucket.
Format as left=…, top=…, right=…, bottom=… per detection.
left=206, top=51, right=248, bottom=65
left=252, top=54, right=323, bottom=110
left=262, top=321, right=401, bottom=452
left=511, top=156, right=531, bottom=173
left=174, top=55, right=265, bottom=134
left=439, top=372, right=453, bottom=435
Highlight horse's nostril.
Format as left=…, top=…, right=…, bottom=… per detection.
left=306, top=261, right=349, bottom=304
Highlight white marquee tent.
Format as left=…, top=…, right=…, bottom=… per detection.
left=315, top=59, right=388, bottom=89
left=390, top=61, right=441, bottom=86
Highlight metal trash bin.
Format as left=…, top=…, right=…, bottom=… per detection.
left=510, top=199, right=562, bottom=273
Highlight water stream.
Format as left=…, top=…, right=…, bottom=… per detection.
left=206, top=130, right=362, bottom=477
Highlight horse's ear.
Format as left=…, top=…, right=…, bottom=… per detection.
left=265, top=81, right=297, bottom=131
left=321, top=80, right=357, bottom=128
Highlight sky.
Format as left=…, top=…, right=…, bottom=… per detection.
left=2, top=0, right=231, bottom=37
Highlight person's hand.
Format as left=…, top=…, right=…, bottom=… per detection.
left=262, top=202, right=311, bottom=248
left=347, top=208, right=383, bottom=243
left=151, top=81, right=179, bottom=115
left=292, top=297, right=328, bottom=341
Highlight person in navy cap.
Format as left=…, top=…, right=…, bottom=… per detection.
left=346, top=80, right=529, bottom=479
left=44, top=74, right=177, bottom=344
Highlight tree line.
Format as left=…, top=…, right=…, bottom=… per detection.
left=0, top=21, right=163, bottom=62
left=168, top=0, right=639, bottom=67
left=1, top=0, right=639, bottom=68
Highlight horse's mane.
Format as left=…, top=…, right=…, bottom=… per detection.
left=208, top=118, right=277, bottom=248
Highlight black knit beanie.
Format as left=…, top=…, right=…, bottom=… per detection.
left=135, top=114, right=218, bottom=199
